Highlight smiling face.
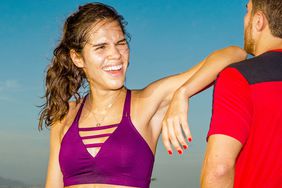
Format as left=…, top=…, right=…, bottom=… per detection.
left=74, top=20, right=129, bottom=91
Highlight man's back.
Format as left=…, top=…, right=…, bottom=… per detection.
left=208, top=50, right=282, bottom=187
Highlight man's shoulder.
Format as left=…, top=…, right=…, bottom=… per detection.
left=227, top=52, right=282, bottom=85
left=216, top=58, right=257, bottom=85
left=228, top=55, right=262, bottom=75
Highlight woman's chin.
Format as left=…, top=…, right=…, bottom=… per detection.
left=106, top=80, right=125, bottom=90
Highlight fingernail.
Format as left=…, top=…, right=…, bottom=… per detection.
left=183, top=145, right=188, bottom=149
left=188, top=138, right=192, bottom=142
left=178, top=150, right=183, bottom=155
left=168, top=150, right=173, bottom=155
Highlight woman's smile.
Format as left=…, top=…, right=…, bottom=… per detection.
left=102, top=64, right=124, bottom=77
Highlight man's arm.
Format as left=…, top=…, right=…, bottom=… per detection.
left=200, top=67, right=252, bottom=187
left=200, top=135, right=242, bottom=188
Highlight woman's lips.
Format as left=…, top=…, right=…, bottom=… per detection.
left=102, top=64, right=123, bottom=77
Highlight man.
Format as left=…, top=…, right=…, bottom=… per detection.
left=201, top=0, right=282, bottom=187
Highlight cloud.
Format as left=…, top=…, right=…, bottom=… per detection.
left=0, top=79, right=22, bottom=101
left=0, top=80, right=21, bottom=91
left=0, top=95, right=10, bottom=101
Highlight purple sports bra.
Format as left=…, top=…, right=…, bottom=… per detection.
left=59, top=90, right=155, bottom=188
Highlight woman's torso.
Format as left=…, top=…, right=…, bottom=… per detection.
left=59, top=88, right=160, bottom=188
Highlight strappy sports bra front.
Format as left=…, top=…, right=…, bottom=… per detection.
left=59, top=90, right=154, bottom=188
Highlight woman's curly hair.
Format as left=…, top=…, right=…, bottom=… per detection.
left=38, top=3, right=129, bottom=130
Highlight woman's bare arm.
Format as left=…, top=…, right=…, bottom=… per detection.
left=161, top=46, right=247, bottom=153
left=138, top=46, right=247, bottom=144
left=45, top=122, right=64, bottom=188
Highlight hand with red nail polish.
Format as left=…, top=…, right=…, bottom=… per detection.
left=161, top=89, right=193, bottom=154
left=178, top=150, right=183, bottom=155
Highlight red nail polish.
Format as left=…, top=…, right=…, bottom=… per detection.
left=168, top=150, right=173, bottom=155
left=188, top=138, right=192, bottom=142
left=178, top=150, right=183, bottom=155
left=183, top=145, right=188, bottom=149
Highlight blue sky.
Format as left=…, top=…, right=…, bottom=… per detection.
left=0, top=0, right=247, bottom=186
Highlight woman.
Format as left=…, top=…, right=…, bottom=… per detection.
left=39, top=3, right=246, bottom=188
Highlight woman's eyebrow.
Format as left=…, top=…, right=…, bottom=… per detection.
left=92, top=42, right=108, bottom=47
left=92, top=38, right=127, bottom=47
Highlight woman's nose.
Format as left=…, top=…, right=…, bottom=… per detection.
left=108, top=45, right=121, bottom=59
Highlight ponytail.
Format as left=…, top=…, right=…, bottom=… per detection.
left=38, top=42, right=85, bottom=130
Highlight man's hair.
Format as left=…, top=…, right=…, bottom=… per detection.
left=252, top=0, right=282, bottom=38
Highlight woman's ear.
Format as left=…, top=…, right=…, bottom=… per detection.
left=70, top=49, right=84, bottom=68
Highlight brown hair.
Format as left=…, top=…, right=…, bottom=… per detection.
left=38, top=3, right=129, bottom=130
left=252, top=0, right=282, bottom=38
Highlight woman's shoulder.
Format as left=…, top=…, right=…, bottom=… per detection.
left=130, top=89, right=159, bottom=123
left=130, top=89, right=146, bottom=107
left=50, top=100, right=83, bottom=142
left=65, top=100, right=81, bottom=125
left=130, top=88, right=161, bottom=109
left=130, top=88, right=152, bottom=101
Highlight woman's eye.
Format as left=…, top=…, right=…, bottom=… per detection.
left=95, top=46, right=105, bottom=50
left=118, top=42, right=127, bottom=46
left=117, top=42, right=128, bottom=50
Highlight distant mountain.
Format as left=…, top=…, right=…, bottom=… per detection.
left=0, top=176, right=27, bottom=188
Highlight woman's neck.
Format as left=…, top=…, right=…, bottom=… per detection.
left=87, top=86, right=126, bottom=111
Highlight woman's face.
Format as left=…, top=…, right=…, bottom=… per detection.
left=79, top=20, right=129, bottom=90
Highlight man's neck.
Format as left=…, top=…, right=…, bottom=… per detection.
left=254, top=35, right=282, bottom=56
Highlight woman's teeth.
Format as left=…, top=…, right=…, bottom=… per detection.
left=103, top=64, right=122, bottom=71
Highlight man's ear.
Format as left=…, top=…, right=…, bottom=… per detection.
left=253, top=11, right=267, bottom=32
left=70, top=49, right=84, bottom=68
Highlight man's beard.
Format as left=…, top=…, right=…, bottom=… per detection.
left=244, top=20, right=256, bottom=56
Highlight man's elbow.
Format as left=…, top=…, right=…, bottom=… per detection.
left=201, top=161, right=235, bottom=188
left=213, top=162, right=233, bottom=177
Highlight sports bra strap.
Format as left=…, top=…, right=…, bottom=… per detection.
left=122, top=90, right=131, bottom=117
left=85, top=143, right=103, bottom=148
left=81, top=133, right=112, bottom=140
left=74, top=94, right=88, bottom=123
